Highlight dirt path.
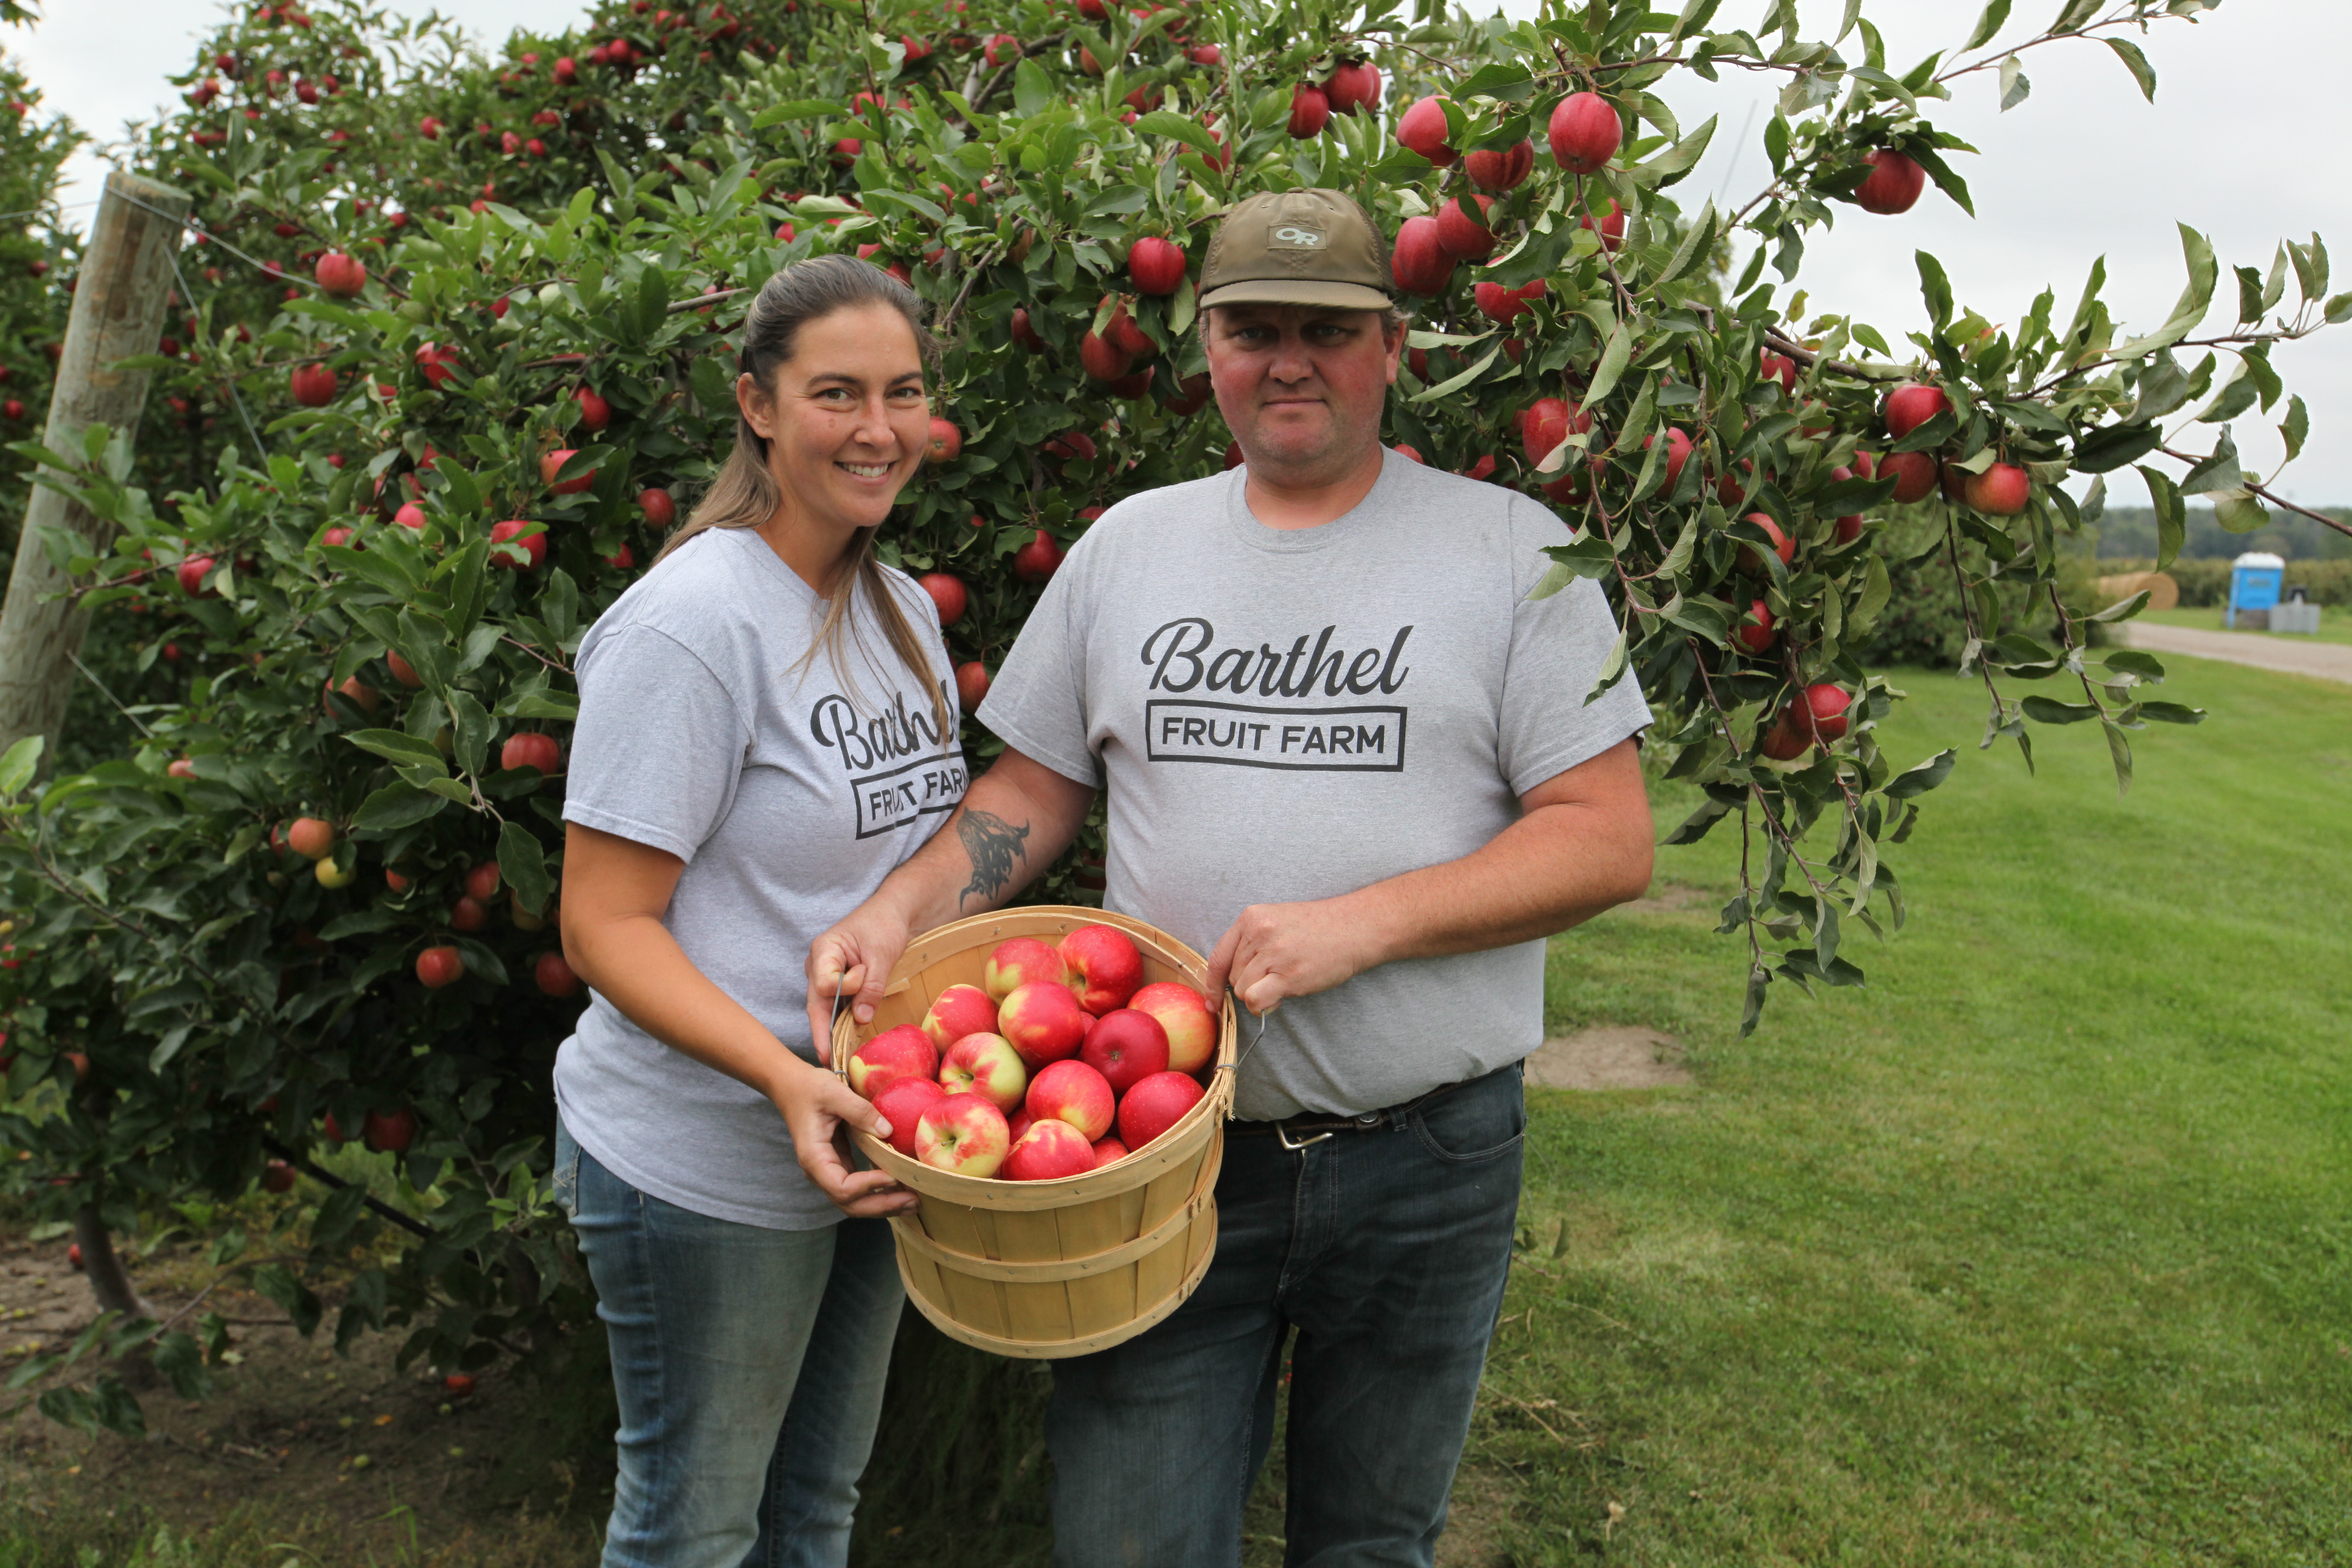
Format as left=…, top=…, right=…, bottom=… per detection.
left=2118, top=622, right=2352, bottom=684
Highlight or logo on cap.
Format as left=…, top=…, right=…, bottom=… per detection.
left=1269, top=224, right=1326, bottom=250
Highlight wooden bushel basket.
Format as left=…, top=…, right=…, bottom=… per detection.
left=830, top=906, right=1238, bottom=1359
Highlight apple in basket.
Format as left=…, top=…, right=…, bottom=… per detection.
left=1002, top=1118, right=1096, bottom=1181
left=1089, top=1137, right=1130, bottom=1169
left=847, top=1025, right=936, bottom=1099
left=922, top=984, right=998, bottom=1050
left=872, top=1078, right=946, bottom=1158
left=1081, top=1008, right=1169, bottom=1094
left=1128, top=982, right=1216, bottom=1074
left=998, top=980, right=1088, bottom=1070
left=916, top=1093, right=1011, bottom=1176
left=1026, top=1058, right=1116, bottom=1142
left=1058, top=924, right=1144, bottom=1014
left=983, top=937, right=1066, bottom=1002
left=1117, top=1071, right=1206, bottom=1152
left=939, top=1032, right=1028, bottom=1112
left=1006, top=1106, right=1036, bottom=1145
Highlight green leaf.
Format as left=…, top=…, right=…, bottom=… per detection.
left=317, top=908, right=402, bottom=941
left=1012, top=59, right=1052, bottom=117
left=2278, top=394, right=2309, bottom=463
left=0, top=735, right=44, bottom=797
left=2210, top=490, right=2268, bottom=533
left=499, top=820, right=553, bottom=917
left=2137, top=701, right=2205, bottom=725
left=1998, top=54, right=2030, bottom=111
left=2021, top=696, right=2099, bottom=725
left=1584, top=320, right=1634, bottom=405
left=1884, top=748, right=1955, bottom=800
left=1963, top=0, right=2012, bottom=49
left=448, top=691, right=494, bottom=777
left=1132, top=111, right=1215, bottom=157
left=2114, top=225, right=2215, bottom=356
left=2070, top=420, right=2162, bottom=474
left=2104, top=36, right=2156, bottom=102
left=341, top=729, right=448, bottom=771
left=1456, top=62, right=1536, bottom=101
left=1848, top=554, right=1891, bottom=637
left=1409, top=343, right=1502, bottom=403
left=350, top=783, right=449, bottom=833
left=1916, top=251, right=1953, bottom=331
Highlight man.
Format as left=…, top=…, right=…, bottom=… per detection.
left=807, top=188, right=1654, bottom=1565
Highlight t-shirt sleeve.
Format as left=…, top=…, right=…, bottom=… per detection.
left=974, top=535, right=1101, bottom=788
left=1495, top=497, right=1653, bottom=796
left=563, top=623, right=752, bottom=863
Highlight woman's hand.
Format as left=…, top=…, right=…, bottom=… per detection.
left=803, top=897, right=917, bottom=1063
left=774, top=1056, right=919, bottom=1219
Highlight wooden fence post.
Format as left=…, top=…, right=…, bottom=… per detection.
left=0, top=169, right=191, bottom=766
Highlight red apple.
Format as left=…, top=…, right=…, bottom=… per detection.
left=1800, top=683, right=1852, bottom=741
left=1759, top=710, right=1812, bottom=761
left=415, top=341, right=459, bottom=388
left=1089, top=1137, right=1130, bottom=1169
left=542, top=449, right=593, bottom=495
left=915, top=1093, right=1011, bottom=1176
left=573, top=386, right=611, bottom=432
left=1733, top=598, right=1775, bottom=655
left=288, top=816, right=336, bottom=859
left=1002, top=1118, right=1095, bottom=1181
left=502, top=732, right=561, bottom=774
left=1396, top=96, right=1457, bottom=167
left=1324, top=59, right=1380, bottom=115
left=1117, top=1070, right=1206, bottom=1151
left=1465, top=139, right=1534, bottom=191
left=925, top=415, right=962, bottom=464
left=534, top=951, right=582, bottom=998
left=1474, top=276, right=1545, bottom=324
left=465, top=861, right=501, bottom=901
left=873, top=1077, right=946, bottom=1157
left=415, top=945, right=465, bottom=988
left=489, top=520, right=544, bottom=570
left=1007, top=1107, right=1036, bottom=1146
left=847, top=1024, right=938, bottom=1099
left=362, top=1106, right=416, bottom=1154
left=1010, top=307, right=1049, bottom=354
left=289, top=363, right=338, bottom=407
left=176, top=555, right=216, bottom=596
left=1760, top=351, right=1798, bottom=395
left=263, top=1159, right=297, bottom=1194
left=1737, top=513, right=1795, bottom=575
left=1964, top=462, right=2030, bottom=516
left=313, top=251, right=366, bottom=298
left=1057, top=924, right=1144, bottom=1014
left=985, top=937, right=1066, bottom=1001
left=1854, top=150, right=1926, bottom=215
left=1128, top=235, right=1186, bottom=296
left=1389, top=215, right=1455, bottom=296
left=940, top=1032, right=1029, bottom=1112
left=395, top=503, right=428, bottom=530
left=1645, top=428, right=1693, bottom=488
left=955, top=661, right=989, bottom=709
left=1078, top=330, right=1130, bottom=382
left=1129, top=981, right=1216, bottom=1075
left=1520, top=396, right=1594, bottom=469
left=1287, top=83, right=1330, bottom=138
left=1548, top=91, right=1620, bottom=174
left=1880, top=449, right=1939, bottom=504
left=1024, top=1058, right=1116, bottom=1142
left=1013, top=529, right=1064, bottom=584
left=1883, top=383, right=1949, bottom=441
left=918, top=572, right=967, bottom=626
left=1435, top=193, right=1496, bottom=260
left=1080, top=1008, right=1169, bottom=1094
left=921, top=983, right=998, bottom=1051
left=450, top=896, right=489, bottom=932
left=639, top=487, right=676, bottom=527
left=997, top=980, right=1088, bottom=1070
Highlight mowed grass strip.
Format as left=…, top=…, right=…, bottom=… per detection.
left=1490, top=659, right=2352, bottom=1565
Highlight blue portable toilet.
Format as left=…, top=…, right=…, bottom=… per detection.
left=2228, top=551, right=2285, bottom=629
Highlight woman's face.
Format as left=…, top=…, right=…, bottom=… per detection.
left=738, top=302, right=929, bottom=537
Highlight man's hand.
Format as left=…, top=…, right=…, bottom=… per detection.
left=1206, top=897, right=1388, bottom=1017
left=775, top=1057, right=918, bottom=1219
left=804, top=897, right=918, bottom=1062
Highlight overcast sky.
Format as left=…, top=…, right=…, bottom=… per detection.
left=9, top=0, right=2348, bottom=503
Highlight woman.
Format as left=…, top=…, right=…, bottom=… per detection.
left=551, top=254, right=960, bottom=1568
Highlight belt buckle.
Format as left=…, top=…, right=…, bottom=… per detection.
left=1277, top=1121, right=1336, bottom=1151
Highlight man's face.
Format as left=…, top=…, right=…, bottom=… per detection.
left=1204, top=303, right=1405, bottom=482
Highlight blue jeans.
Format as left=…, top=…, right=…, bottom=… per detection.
left=1046, top=1063, right=1527, bottom=1568
left=554, top=1118, right=904, bottom=1568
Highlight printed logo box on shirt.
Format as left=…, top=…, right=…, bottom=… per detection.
left=1145, top=699, right=1406, bottom=771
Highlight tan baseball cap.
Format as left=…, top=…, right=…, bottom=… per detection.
left=1195, top=188, right=1393, bottom=311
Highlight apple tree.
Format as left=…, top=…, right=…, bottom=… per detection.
left=2, top=0, right=2344, bottom=1437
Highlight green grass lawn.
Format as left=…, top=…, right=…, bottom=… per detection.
left=2136, top=603, right=2352, bottom=647
left=1493, top=658, right=2352, bottom=1564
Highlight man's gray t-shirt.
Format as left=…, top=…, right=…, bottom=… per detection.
left=978, top=451, right=1649, bottom=1122
left=555, top=526, right=966, bottom=1229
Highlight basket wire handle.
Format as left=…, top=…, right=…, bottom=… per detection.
left=1219, top=985, right=1270, bottom=1076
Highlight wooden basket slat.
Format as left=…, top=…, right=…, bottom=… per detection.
left=830, top=907, right=1236, bottom=1358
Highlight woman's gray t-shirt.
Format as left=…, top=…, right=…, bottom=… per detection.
left=554, top=526, right=966, bottom=1230
left=977, top=451, right=1650, bottom=1122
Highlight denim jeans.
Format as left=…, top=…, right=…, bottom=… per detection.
left=554, top=1117, right=905, bottom=1568
left=1046, top=1063, right=1527, bottom=1568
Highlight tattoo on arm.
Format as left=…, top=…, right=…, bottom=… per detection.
left=955, top=809, right=1031, bottom=910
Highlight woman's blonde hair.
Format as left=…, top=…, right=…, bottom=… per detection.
left=656, top=254, right=951, bottom=738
